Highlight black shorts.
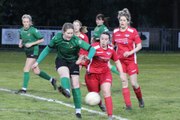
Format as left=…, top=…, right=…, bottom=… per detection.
left=55, top=57, right=79, bottom=75
left=25, top=52, right=38, bottom=59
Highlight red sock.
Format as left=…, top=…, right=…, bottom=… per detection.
left=133, top=87, right=142, bottom=100
left=122, top=88, right=131, bottom=107
left=104, top=96, right=113, bottom=116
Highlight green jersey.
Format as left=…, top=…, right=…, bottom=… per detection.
left=49, top=32, right=91, bottom=62
left=93, top=24, right=109, bottom=39
left=20, top=26, right=43, bottom=56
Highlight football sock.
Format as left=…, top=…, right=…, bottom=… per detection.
left=38, top=71, right=51, bottom=81
left=110, top=65, right=119, bottom=75
left=75, top=108, right=81, bottom=114
left=72, top=88, right=81, bottom=109
left=105, top=96, right=113, bottom=116
left=60, top=77, right=70, bottom=90
left=22, top=72, right=30, bottom=89
left=122, top=88, right=132, bottom=107
left=133, top=86, right=143, bottom=100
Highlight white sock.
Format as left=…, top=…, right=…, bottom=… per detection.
left=66, top=89, right=70, bottom=93
left=76, top=109, right=81, bottom=114
left=22, top=87, right=27, bottom=90
left=49, top=78, right=53, bottom=82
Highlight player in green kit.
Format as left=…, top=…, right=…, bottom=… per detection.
left=91, top=14, right=109, bottom=43
left=32, top=23, right=96, bottom=119
left=16, top=14, right=57, bottom=94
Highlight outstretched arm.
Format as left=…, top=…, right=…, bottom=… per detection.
left=32, top=46, right=52, bottom=68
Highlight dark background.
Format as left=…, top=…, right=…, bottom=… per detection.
left=0, top=0, right=179, bottom=28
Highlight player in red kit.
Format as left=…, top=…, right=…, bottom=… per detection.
left=73, top=20, right=89, bottom=67
left=112, top=8, right=144, bottom=110
left=85, top=32, right=126, bottom=120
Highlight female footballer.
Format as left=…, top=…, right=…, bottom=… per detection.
left=73, top=20, right=107, bottom=112
left=85, top=32, right=126, bottom=120
left=32, top=23, right=96, bottom=119
left=92, top=13, right=120, bottom=76
left=16, top=14, right=56, bottom=94
left=112, top=8, right=144, bottom=110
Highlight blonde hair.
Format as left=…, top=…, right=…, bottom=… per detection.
left=21, top=14, right=33, bottom=25
left=117, top=8, right=131, bottom=25
left=73, top=20, right=88, bottom=33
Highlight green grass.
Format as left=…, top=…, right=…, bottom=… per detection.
left=0, top=51, right=180, bottom=120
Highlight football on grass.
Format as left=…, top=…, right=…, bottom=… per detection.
left=85, top=92, right=100, bottom=106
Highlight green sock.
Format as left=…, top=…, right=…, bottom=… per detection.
left=111, top=65, right=120, bottom=75
left=72, top=88, right=81, bottom=109
left=38, top=71, right=51, bottom=81
left=60, top=77, right=70, bottom=90
left=22, top=72, right=30, bottom=89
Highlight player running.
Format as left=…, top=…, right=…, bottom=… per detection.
left=85, top=32, right=126, bottom=120
left=112, top=8, right=144, bottom=110
left=16, top=14, right=56, bottom=94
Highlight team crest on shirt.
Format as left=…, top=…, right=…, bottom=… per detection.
left=106, top=52, right=111, bottom=56
left=27, top=33, right=31, bottom=36
left=125, top=34, right=130, bottom=37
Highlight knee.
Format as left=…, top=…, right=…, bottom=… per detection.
left=72, top=81, right=80, bottom=89
left=34, top=71, right=40, bottom=75
left=23, top=67, right=29, bottom=72
left=122, top=79, right=128, bottom=88
left=131, top=80, right=139, bottom=88
left=132, top=83, right=139, bottom=89
left=102, top=89, right=111, bottom=97
left=33, top=69, right=40, bottom=75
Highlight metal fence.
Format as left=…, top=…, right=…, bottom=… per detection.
left=0, top=25, right=180, bottom=52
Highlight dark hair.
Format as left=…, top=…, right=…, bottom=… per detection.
left=62, top=23, right=74, bottom=32
left=101, top=32, right=111, bottom=39
left=96, top=13, right=109, bottom=28
left=96, top=14, right=105, bottom=20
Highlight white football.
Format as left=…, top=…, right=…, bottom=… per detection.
left=85, top=92, right=101, bottom=106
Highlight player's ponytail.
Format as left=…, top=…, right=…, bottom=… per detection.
left=80, top=26, right=88, bottom=33
left=73, top=20, right=88, bottom=33
left=117, top=8, right=131, bottom=26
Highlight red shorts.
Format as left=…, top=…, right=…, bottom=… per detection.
left=85, top=70, right=112, bottom=93
left=120, top=59, right=139, bottom=75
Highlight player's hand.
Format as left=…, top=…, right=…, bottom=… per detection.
left=32, top=62, right=38, bottom=69
left=25, top=43, right=33, bottom=48
left=19, top=43, right=23, bottom=48
left=123, top=51, right=131, bottom=57
left=76, top=55, right=89, bottom=65
left=120, top=72, right=126, bottom=82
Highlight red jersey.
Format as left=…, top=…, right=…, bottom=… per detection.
left=112, top=27, right=141, bottom=62
left=87, top=42, right=119, bottom=74
left=78, top=32, right=89, bottom=55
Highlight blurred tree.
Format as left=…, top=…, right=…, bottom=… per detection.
left=0, top=0, right=179, bottom=28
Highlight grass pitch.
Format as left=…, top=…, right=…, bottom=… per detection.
left=0, top=51, right=180, bottom=120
